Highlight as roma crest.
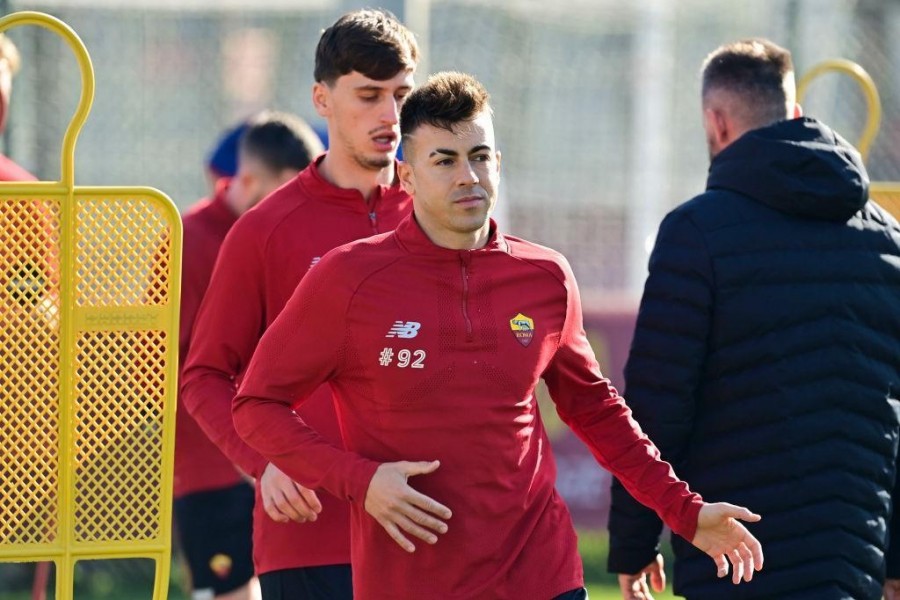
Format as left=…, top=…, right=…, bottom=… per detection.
left=509, top=312, right=535, bottom=347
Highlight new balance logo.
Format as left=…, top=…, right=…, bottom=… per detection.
left=386, top=321, right=421, bottom=339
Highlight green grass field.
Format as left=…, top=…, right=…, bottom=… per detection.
left=2, top=530, right=679, bottom=599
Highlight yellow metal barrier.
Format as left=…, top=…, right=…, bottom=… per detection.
left=0, top=12, right=181, bottom=600
left=871, top=182, right=900, bottom=221
left=797, top=58, right=882, bottom=162
left=798, top=58, right=900, bottom=221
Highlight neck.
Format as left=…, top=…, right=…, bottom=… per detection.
left=318, top=151, right=395, bottom=201
left=417, top=217, right=491, bottom=250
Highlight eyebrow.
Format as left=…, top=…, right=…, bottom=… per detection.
left=428, top=144, right=492, bottom=158
left=354, top=84, right=412, bottom=93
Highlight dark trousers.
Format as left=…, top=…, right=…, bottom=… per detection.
left=258, top=564, right=352, bottom=600
left=553, top=588, right=589, bottom=600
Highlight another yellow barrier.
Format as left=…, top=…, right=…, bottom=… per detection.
left=0, top=12, right=181, bottom=600
left=799, top=58, right=900, bottom=221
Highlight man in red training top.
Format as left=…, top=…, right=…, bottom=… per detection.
left=0, top=33, right=35, bottom=181
left=175, top=111, right=322, bottom=600
left=181, top=9, right=417, bottom=600
left=233, top=72, right=765, bottom=600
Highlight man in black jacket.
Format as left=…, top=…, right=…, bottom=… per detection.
left=608, top=38, right=900, bottom=600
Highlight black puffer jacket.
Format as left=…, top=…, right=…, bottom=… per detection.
left=608, top=117, right=900, bottom=600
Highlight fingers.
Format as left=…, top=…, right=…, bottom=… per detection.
left=728, top=548, right=744, bottom=584
left=649, top=565, right=666, bottom=593
left=263, top=482, right=320, bottom=523
left=617, top=574, right=653, bottom=600
left=407, top=488, right=453, bottom=520
left=721, top=502, right=761, bottom=523
left=395, top=513, right=440, bottom=546
left=737, top=542, right=755, bottom=582
left=748, top=531, right=764, bottom=571
left=381, top=519, right=416, bottom=553
left=298, top=485, right=323, bottom=514
left=403, top=501, right=450, bottom=535
left=714, top=554, right=729, bottom=579
left=262, top=496, right=289, bottom=523
left=401, top=460, right=442, bottom=477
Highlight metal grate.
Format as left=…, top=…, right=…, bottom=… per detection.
left=0, top=198, right=61, bottom=546
left=73, top=330, right=167, bottom=543
left=76, top=199, right=171, bottom=307
left=871, top=185, right=900, bottom=222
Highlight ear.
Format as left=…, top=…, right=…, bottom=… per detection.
left=398, top=160, right=415, bottom=197
left=276, top=168, right=298, bottom=186
left=703, top=107, right=729, bottom=148
left=312, top=82, right=331, bottom=118
left=792, top=103, right=803, bottom=118
left=495, top=150, right=502, bottom=175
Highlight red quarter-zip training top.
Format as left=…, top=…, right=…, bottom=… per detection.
left=233, top=214, right=704, bottom=599
left=175, top=180, right=244, bottom=497
left=182, top=155, right=413, bottom=574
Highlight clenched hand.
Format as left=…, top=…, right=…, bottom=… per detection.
left=260, top=462, right=322, bottom=523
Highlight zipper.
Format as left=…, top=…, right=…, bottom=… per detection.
left=459, top=252, right=473, bottom=340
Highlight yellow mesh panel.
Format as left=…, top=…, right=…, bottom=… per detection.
left=0, top=12, right=181, bottom=600
left=0, top=199, right=61, bottom=546
left=76, top=199, right=171, bottom=307
left=74, top=330, right=167, bottom=543
left=871, top=183, right=900, bottom=221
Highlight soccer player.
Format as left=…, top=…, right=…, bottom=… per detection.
left=181, top=9, right=418, bottom=600
left=232, top=71, right=764, bottom=600
left=176, top=111, right=323, bottom=600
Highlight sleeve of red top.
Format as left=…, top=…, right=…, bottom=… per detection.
left=180, top=220, right=269, bottom=479
left=177, top=232, right=204, bottom=371
left=541, top=258, right=703, bottom=542
left=233, top=253, right=381, bottom=504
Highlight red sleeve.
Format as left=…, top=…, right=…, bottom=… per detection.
left=233, top=252, right=380, bottom=504
left=180, top=219, right=269, bottom=478
left=178, top=232, right=205, bottom=370
left=542, top=258, right=703, bottom=542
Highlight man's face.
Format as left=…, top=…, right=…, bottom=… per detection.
left=399, top=110, right=501, bottom=249
left=314, top=69, right=414, bottom=171
left=230, top=153, right=298, bottom=215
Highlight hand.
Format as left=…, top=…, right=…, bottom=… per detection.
left=617, top=553, right=665, bottom=600
left=692, top=502, right=763, bottom=584
left=364, top=460, right=452, bottom=553
left=259, top=462, right=322, bottom=523
left=884, top=578, right=900, bottom=600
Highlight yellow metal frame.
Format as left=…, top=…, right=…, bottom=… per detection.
left=798, top=58, right=900, bottom=220
left=797, top=58, right=882, bottom=162
left=0, top=11, right=181, bottom=600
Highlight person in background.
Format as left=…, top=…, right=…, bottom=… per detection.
left=175, top=111, right=323, bottom=600
left=608, top=38, right=900, bottom=600
left=181, top=9, right=418, bottom=600
left=204, top=120, right=249, bottom=195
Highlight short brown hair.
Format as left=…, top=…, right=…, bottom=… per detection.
left=400, top=71, right=491, bottom=146
left=314, top=9, right=418, bottom=85
left=701, top=38, right=794, bottom=128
